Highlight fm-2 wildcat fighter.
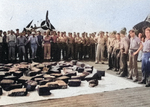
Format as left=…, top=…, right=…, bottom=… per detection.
left=24, top=10, right=55, bottom=32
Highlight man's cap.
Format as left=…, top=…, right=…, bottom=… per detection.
left=32, top=32, right=36, bottom=35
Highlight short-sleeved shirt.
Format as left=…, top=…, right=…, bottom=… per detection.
left=114, top=39, right=121, bottom=50
left=120, top=36, right=130, bottom=54
left=28, top=36, right=38, bottom=45
left=17, top=36, right=27, bottom=46
left=130, top=36, right=140, bottom=50
left=143, top=39, right=150, bottom=52
left=95, top=36, right=106, bottom=45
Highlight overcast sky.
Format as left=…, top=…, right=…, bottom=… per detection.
left=0, top=0, right=150, bottom=33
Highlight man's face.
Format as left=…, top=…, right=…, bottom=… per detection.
left=82, top=34, right=84, bottom=37
left=145, top=30, right=150, bottom=38
left=63, top=32, right=66, bottom=36
left=120, top=33, right=124, bottom=38
left=129, top=31, right=135, bottom=37
left=3, top=32, right=6, bottom=36
left=38, top=32, right=41, bottom=35
left=27, top=32, right=30, bottom=35
left=116, top=34, right=120, bottom=39
left=16, top=30, right=19, bottom=33
left=99, top=33, right=102, bottom=37
left=61, top=33, right=63, bottom=37
left=138, top=33, right=142, bottom=38
left=11, top=31, right=14, bottom=35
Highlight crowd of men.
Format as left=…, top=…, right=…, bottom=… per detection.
left=1, top=27, right=150, bottom=87
left=0, top=29, right=99, bottom=63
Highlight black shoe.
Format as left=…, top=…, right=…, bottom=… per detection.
left=107, top=68, right=112, bottom=70
left=138, top=80, right=146, bottom=84
left=101, top=62, right=105, bottom=64
left=114, top=69, right=117, bottom=71
left=119, top=72, right=127, bottom=77
left=127, top=77, right=132, bottom=80
left=145, top=84, right=150, bottom=87
left=133, top=79, right=138, bottom=82
left=119, top=74, right=125, bottom=77
left=116, top=72, right=121, bottom=75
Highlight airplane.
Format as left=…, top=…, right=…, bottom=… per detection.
left=133, top=14, right=150, bottom=34
left=23, top=10, right=55, bottom=32
left=41, top=10, right=55, bottom=30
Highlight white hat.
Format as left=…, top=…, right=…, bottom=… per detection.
left=32, top=32, right=35, bottom=35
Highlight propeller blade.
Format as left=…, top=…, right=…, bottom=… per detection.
left=26, top=20, right=33, bottom=28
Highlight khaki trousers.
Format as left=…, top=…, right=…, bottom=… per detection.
left=95, top=44, right=104, bottom=62
left=44, top=44, right=51, bottom=60
left=128, top=53, right=138, bottom=79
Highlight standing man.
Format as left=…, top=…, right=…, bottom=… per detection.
left=85, top=33, right=90, bottom=59
left=25, top=31, right=32, bottom=62
left=63, top=32, right=68, bottom=60
left=133, top=27, right=150, bottom=87
left=95, top=31, right=107, bottom=64
left=37, top=31, right=43, bottom=62
left=56, top=31, right=61, bottom=60
left=73, top=32, right=77, bottom=59
left=15, top=29, right=20, bottom=61
left=128, top=29, right=140, bottom=82
left=104, top=32, right=108, bottom=59
left=52, top=31, right=58, bottom=61
left=2, top=31, right=8, bottom=62
left=26, top=32, right=39, bottom=61
left=118, top=29, right=130, bottom=77
left=81, top=33, right=86, bottom=59
left=67, top=33, right=74, bottom=60
left=107, top=31, right=116, bottom=70
left=57, top=32, right=67, bottom=60
left=43, top=31, right=51, bottom=61
left=89, top=33, right=96, bottom=61
left=7, top=30, right=16, bottom=62
left=75, top=33, right=82, bottom=60
left=17, top=32, right=27, bottom=62
left=137, top=33, right=143, bottom=61
left=112, top=33, right=121, bottom=71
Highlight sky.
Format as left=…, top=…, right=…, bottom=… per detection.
left=0, top=0, right=150, bottom=33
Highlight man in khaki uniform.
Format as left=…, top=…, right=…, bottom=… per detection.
left=81, top=33, right=86, bottom=59
left=128, top=29, right=140, bottom=82
left=85, top=33, right=91, bottom=59
left=57, top=32, right=67, bottom=60
left=112, top=33, right=121, bottom=71
left=118, top=29, right=130, bottom=77
left=75, top=33, right=82, bottom=60
left=107, top=31, right=116, bottom=70
left=63, top=32, right=68, bottom=60
left=67, top=33, right=74, bottom=60
left=56, top=31, right=61, bottom=60
left=89, top=33, right=96, bottom=60
left=95, top=31, right=106, bottom=64
left=73, top=32, right=77, bottom=59
left=104, top=32, right=108, bottom=59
